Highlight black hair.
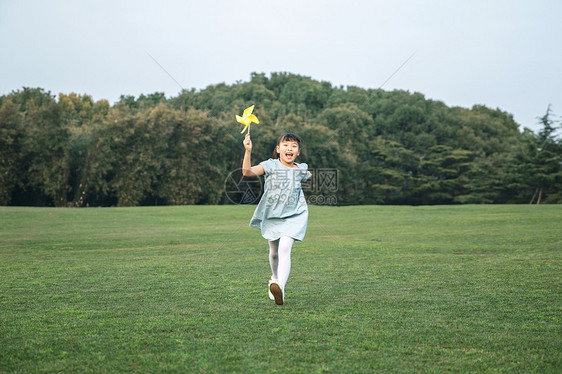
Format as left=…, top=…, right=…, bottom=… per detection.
left=272, top=132, right=302, bottom=159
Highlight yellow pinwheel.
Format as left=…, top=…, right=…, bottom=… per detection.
left=236, top=105, right=259, bottom=134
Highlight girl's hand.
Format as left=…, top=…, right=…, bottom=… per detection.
left=243, top=133, right=252, bottom=152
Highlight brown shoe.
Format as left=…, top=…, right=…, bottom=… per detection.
left=269, top=282, right=284, bottom=305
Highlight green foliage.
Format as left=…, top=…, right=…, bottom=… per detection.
left=0, top=99, right=24, bottom=205
left=0, top=74, right=560, bottom=206
left=22, top=99, right=71, bottom=206
left=510, top=106, right=562, bottom=203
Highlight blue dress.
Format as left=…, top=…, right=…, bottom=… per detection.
left=249, top=159, right=309, bottom=241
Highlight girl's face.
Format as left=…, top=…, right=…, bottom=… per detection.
left=277, top=138, right=300, bottom=166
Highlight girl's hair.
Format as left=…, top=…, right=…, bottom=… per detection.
left=272, top=133, right=302, bottom=159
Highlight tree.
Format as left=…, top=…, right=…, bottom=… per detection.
left=0, top=99, right=24, bottom=205
left=2, top=74, right=556, bottom=206
left=413, top=145, right=475, bottom=204
left=516, top=106, right=562, bottom=204
left=156, top=106, right=223, bottom=205
left=359, top=137, right=417, bottom=204
left=22, top=99, right=71, bottom=206
left=89, top=103, right=167, bottom=206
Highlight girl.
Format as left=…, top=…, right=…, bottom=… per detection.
left=242, top=132, right=311, bottom=305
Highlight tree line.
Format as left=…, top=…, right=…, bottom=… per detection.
left=1, top=72, right=561, bottom=206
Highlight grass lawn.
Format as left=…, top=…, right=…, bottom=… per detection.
left=0, top=205, right=560, bottom=373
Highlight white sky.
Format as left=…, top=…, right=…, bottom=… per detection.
left=1, top=0, right=561, bottom=132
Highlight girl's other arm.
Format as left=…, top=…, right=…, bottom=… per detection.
left=242, top=133, right=265, bottom=177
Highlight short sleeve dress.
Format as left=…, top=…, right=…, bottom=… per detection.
left=249, top=158, right=309, bottom=241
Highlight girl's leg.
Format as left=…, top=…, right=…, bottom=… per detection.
left=277, top=236, right=295, bottom=291
left=268, top=239, right=279, bottom=280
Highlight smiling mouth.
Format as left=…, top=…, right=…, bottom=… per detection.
left=285, top=152, right=294, bottom=159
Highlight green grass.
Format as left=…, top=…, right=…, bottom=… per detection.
left=0, top=205, right=560, bottom=373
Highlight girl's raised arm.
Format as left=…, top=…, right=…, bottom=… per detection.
left=242, top=133, right=265, bottom=177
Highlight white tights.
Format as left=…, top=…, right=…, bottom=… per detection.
left=268, top=236, right=295, bottom=290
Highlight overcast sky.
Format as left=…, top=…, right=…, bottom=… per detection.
left=1, top=0, right=561, bottom=132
